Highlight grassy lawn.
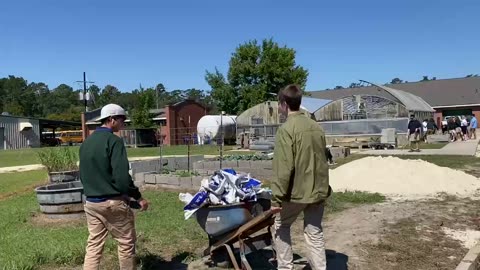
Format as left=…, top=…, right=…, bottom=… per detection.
left=0, top=169, right=384, bottom=269
left=0, top=148, right=43, bottom=167
left=0, top=190, right=207, bottom=270
left=399, top=142, right=448, bottom=150
left=0, top=170, right=48, bottom=199
left=0, top=145, right=252, bottom=168
left=325, top=191, right=385, bottom=215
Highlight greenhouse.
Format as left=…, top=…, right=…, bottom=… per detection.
left=235, top=97, right=331, bottom=148
left=314, top=83, right=434, bottom=135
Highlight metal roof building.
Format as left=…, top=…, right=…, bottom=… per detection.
left=300, top=97, right=332, bottom=114
left=310, top=81, right=434, bottom=135
left=0, top=115, right=80, bottom=150
left=313, top=82, right=434, bottom=121
left=310, top=77, right=480, bottom=108
left=310, top=77, right=480, bottom=128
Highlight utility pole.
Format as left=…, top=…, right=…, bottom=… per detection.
left=187, top=115, right=191, bottom=173
left=219, top=111, right=225, bottom=170
left=83, top=72, right=87, bottom=112
left=76, top=72, right=94, bottom=112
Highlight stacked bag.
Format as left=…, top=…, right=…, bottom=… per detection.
left=179, top=169, right=272, bottom=220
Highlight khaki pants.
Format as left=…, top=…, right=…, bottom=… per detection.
left=83, top=199, right=136, bottom=270
left=272, top=202, right=326, bottom=270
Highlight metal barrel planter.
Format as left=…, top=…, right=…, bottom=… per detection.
left=48, top=170, right=80, bottom=183
left=35, top=181, right=85, bottom=219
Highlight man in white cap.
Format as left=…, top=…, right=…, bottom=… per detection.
left=80, top=103, right=149, bottom=270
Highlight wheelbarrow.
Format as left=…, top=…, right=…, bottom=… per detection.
left=195, top=199, right=279, bottom=270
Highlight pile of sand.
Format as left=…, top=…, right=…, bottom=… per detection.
left=330, top=156, right=480, bottom=199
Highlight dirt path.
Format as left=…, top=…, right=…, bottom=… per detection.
left=288, top=197, right=480, bottom=270
left=287, top=201, right=422, bottom=269
left=187, top=197, right=480, bottom=270
left=38, top=197, right=480, bottom=270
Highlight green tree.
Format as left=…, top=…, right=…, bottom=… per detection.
left=205, top=69, right=238, bottom=114
left=99, top=85, right=121, bottom=106
left=0, top=76, right=30, bottom=116
left=206, top=38, right=308, bottom=114
left=28, top=82, right=50, bottom=117
left=46, top=106, right=83, bottom=122
left=49, top=84, right=77, bottom=115
left=0, top=79, right=4, bottom=113
left=3, top=101, right=24, bottom=116
left=183, top=88, right=204, bottom=101
left=116, top=92, right=138, bottom=112
left=390, top=78, right=403, bottom=84
left=87, top=84, right=101, bottom=107
left=334, top=85, right=344, bottom=89
left=155, top=83, right=166, bottom=109
left=131, top=89, right=155, bottom=128
left=165, top=90, right=184, bottom=104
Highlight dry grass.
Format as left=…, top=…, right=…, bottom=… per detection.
left=363, top=218, right=467, bottom=270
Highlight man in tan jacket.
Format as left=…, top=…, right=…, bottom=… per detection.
left=271, top=84, right=330, bottom=270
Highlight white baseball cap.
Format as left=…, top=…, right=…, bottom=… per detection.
left=97, top=104, right=126, bottom=121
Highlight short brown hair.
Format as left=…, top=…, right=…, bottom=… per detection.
left=278, top=84, right=302, bottom=111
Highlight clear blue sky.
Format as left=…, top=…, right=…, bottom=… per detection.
left=1, top=0, right=478, bottom=92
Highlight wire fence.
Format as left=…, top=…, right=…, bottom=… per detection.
left=119, top=125, right=236, bottom=147
left=118, top=118, right=411, bottom=148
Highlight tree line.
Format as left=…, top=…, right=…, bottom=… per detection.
left=0, top=76, right=215, bottom=123
left=0, top=38, right=311, bottom=123
left=9, top=38, right=468, bottom=122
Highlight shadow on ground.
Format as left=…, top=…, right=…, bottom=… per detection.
left=186, top=248, right=348, bottom=270
left=139, top=252, right=194, bottom=270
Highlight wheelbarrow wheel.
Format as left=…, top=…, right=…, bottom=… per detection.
left=210, top=248, right=233, bottom=269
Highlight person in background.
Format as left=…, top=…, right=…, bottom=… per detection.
left=441, top=118, right=448, bottom=134
left=447, top=118, right=457, bottom=142
left=326, top=147, right=335, bottom=165
left=422, top=119, right=428, bottom=142
left=455, top=116, right=464, bottom=141
left=461, top=116, right=469, bottom=141
left=426, top=118, right=437, bottom=135
left=271, top=84, right=330, bottom=270
left=467, top=115, right=472, bottom=139
left=80, top=103, right=149, bottom=270
left=470, top=114, right=478, bottom=140
left=407, top=114, right=422, bottom=152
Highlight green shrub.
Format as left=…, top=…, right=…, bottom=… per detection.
left=37, top=147, right=79, bottom=172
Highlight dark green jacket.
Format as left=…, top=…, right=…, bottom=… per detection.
left=271, top=112, right=330, bottom=206
left=79, top=127, right=142, bottom=200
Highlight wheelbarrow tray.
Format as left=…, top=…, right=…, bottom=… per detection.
left=195, top=203, right=253, bottom=238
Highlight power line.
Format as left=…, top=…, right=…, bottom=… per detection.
left=76, top=72, right=95, bottom=112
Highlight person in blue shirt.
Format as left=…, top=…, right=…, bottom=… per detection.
left=470, top=114, right=477, bottom=139
left=407, top=114, right=422, bottom=152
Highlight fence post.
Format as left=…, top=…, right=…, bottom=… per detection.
left=159, top=124, right=163, bottom=174
left=187, top=116, right=191, bottom=173
left=220, top=111, right=225, bottom=170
